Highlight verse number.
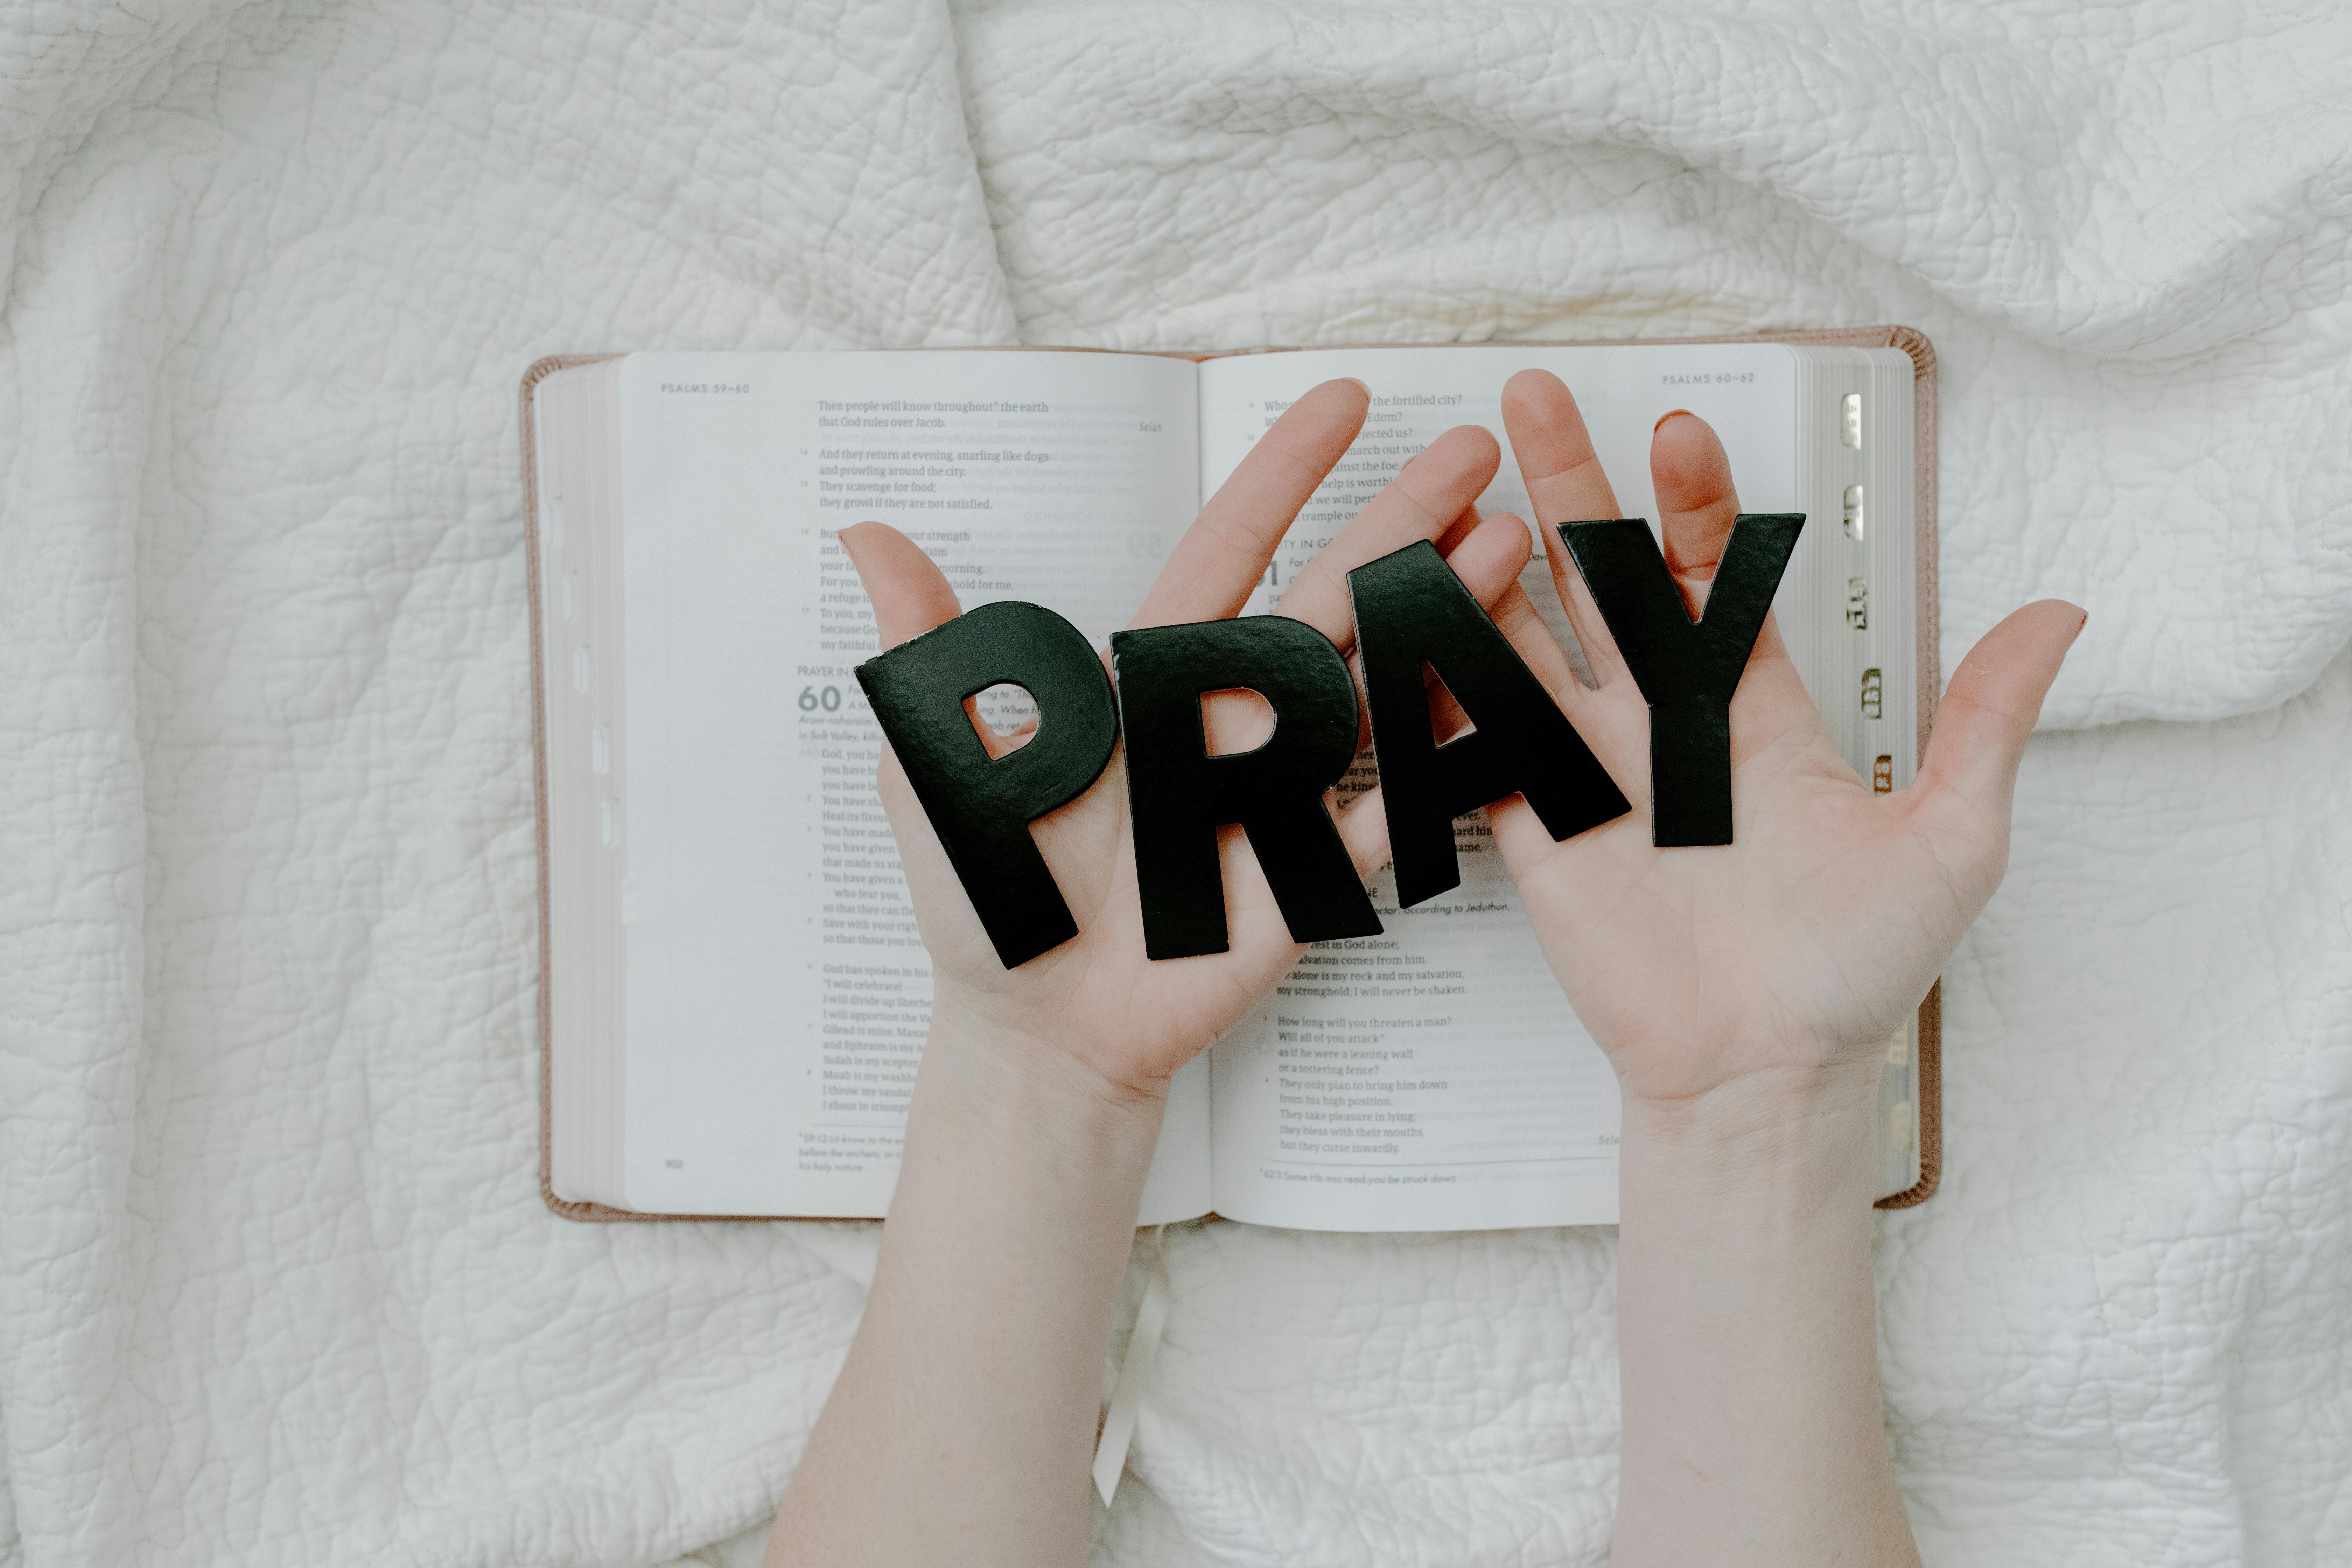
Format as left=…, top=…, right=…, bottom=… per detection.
left=799, top=684, right=843, bottom=713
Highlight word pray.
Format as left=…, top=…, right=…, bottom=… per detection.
left=856, top=517, right=1802, bottom=968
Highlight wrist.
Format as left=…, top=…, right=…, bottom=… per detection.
left=1619, top=1060, right=1882, bottom=1205
left=1610, top=1066, right=1913, bottom=1568
left=913, top=1008, right=1170, bottom=1172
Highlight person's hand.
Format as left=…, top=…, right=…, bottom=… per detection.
left=841, top=379, right=1537, bottom=1102
left=1486, top=369, right=2084, bottom=1121
left=794, top=387, right=1547, bottom=1568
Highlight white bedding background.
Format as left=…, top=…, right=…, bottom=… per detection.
left=1, top=1, right=2346, bottom=1563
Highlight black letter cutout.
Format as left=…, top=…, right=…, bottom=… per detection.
left=1111, top=617, right=1381, bottom=960
left=1556, top=514, right=1804, bottom=847
left=854, top=601, right=1119, bottom=968
left=1349, top=540, right=1629, bottom=909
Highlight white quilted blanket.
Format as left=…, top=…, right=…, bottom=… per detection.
left=2, top=2, right=2346, bottom=1564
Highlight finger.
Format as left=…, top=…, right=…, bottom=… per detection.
left=840, top=522, right=1034, bottom=760
left=1436, top=511, right=1534, bottom=615
left=1420, top=513, right=1535, bottom=740
left=1274, top=422, right=1502, bottom=650
left=1130, top=377, right=1368, bottom=630
left=1434, top=499, right=1484, bottom=558
left=1335, top=779, right=1393, bottom=880
left=1338, top=582, right=1636, bottom=875
left=840, top=521, right=962, bottom=649
left=1479, top=576, right=1647, bottom=799
left=1204, top=511, right=1532, bottom=751
left=1330, top=512, right=1543, bottom=868
left=1498, top=369, right=1630, bottom=688
left=1916, top=600, right=2087, bottom=841
left=1650, top=408, right=1801, bottom=681
left=1484, top=581, right=1592, bottom=716
left=1650, top=411, right=1739, bottom=617
left=1332, top=510, right=1535, bottom=745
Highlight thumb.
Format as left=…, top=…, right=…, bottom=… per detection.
left=840, top=520, right=962, bottom=649
left=1915, top=598, right=2086, bottom=846
left=839, top=521, right=1037, bottom=762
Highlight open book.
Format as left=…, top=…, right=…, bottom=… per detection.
left=523, top=330, right=1940, bottom=1229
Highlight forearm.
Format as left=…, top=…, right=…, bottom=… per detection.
left=768, top=1016, right=1166, bottom=1568
left=1611, top=1067, right=1920, bottom=1568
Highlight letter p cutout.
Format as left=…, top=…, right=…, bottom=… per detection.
left=855, top=601, right=1120, bottom=967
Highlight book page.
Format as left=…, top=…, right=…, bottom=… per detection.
left=1197, top=344, right=1802, bottom=1231
left=612, top=349, right=1212, bottom=1220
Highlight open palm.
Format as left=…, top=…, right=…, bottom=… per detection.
left=1483, top=370, right=2083, bottom=1106
left=842, top=379, right=1538, bottom=1098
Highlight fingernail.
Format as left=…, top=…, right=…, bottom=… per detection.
left=1653, top=409, right=1693, bottom=433
left=1342, top=377, right=1370, bottom=396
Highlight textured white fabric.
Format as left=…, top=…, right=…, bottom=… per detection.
left=0, top=6, right=1003, bottom=1566
left=1, top=2, right=2346, bottom=1566
left=956, top=0, right=2352, bottom=730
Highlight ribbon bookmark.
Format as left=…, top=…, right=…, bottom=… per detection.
left=1092, top=1225, right=1172, bottom=1506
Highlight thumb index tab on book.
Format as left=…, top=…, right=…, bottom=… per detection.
left=1556, top=515, right=1804, bottom=847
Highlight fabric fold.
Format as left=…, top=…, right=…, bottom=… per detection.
left=0, top=2, right=1009, bottom=1564
left=954, top=0, right=2352, bottom=729
left=2, top=2, right=2346, bottom=1565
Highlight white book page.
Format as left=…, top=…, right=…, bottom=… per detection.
left=614, top=349, right=1212, bottom=1220
left=1197, top=344, right=1800, bottom=1231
